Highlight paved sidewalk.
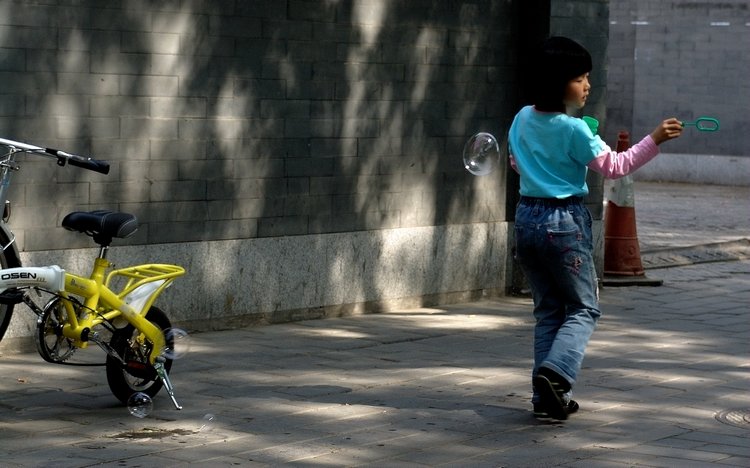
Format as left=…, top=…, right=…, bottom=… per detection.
left=623, top=181, right=749, bottom=252
left=1, top=181, right=748, bottom=467
left=1, top=258, right=748, bottom=467
left=631, top=181, right=750, bottom=270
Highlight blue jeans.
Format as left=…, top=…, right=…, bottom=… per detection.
left=514, top=197, right=601, bottom=404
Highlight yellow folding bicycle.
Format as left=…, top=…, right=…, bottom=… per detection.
left=0, top=137, right=186, bottom=410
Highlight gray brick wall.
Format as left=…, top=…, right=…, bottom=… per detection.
left=607, top=0, right=750, bottom=156
left=1, top=1, right=518, bottom=252
left=0, top=1, right=617, bottom=350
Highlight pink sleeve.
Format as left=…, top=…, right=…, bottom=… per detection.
left=587, top=135, right=660, bottom=179
left=509, top=153, right=519, bottom=174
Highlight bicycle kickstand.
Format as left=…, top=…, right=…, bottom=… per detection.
left=154, top=357, right=183, bottom=410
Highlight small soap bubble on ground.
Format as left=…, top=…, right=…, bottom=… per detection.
left=199, top=413, right=215, bottom=432
left=127, top=392, right=153, bottom=418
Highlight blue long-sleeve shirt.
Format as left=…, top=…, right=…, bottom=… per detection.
left=508, top=105, right=603, bottom=198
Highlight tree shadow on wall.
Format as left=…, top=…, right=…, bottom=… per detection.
left=1, top=0, right=531, bottom=322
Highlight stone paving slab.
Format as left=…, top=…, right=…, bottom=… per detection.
left=1, top=259, right=748, bottom=467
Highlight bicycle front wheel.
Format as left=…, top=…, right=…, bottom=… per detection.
left=0, top=228, right=20, bottom=343
left=106, top=306, right=174, bottom=405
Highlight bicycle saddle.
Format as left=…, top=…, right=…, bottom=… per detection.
left=62, top=210, right=138, bottom=246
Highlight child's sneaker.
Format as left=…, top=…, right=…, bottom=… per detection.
left=533, top=368, right=572, bottom=421
left=533, top=400, right=579, bottom=421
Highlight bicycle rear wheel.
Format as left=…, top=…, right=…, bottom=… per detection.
left=105, top=306, right=174, bottom=405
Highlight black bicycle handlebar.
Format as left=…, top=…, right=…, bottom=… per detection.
left=65, top=156, right=111, bottom=174
left=0, top=137, right=110, bottom=175
left=46, top=148, right=110, bottom=175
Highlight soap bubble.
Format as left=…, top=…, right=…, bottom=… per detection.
left=463, top=132, right=500, bottom=176
left=199, top=413, right=215, bottom=432
left=127, top=392, right=153, bottom=418
left=162, top=328, right=191, bottom=360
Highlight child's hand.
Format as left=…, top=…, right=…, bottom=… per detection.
left=650, top=118, right=684, bottom=145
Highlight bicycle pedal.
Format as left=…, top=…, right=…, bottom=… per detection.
left=0, top=288, right=26, bottom=305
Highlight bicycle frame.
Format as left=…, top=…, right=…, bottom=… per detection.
left=0, top=260, right=186, bottom=410
left=0, top=260, right=184, bottom=361
left=0, top=142, right=19, bottom=214
left=0, top=143, right=22, bottom=264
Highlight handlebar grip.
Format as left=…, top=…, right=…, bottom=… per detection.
left=45, top=148, right=110, bottom=175
left=67, top=156, right=110, bottom=174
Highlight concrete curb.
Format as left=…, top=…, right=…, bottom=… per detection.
left=642, top=238, right=750, bottom=269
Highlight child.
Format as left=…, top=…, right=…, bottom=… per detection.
left=508, top=36, right=683, bottom=421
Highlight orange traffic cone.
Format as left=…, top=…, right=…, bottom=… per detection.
left=602, top=131, right=662, bottom=286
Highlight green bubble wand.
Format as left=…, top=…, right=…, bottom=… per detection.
left=680, top=117, right=720, bottom=132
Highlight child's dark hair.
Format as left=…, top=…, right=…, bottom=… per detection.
left=530, top=36, right=592, bottom=112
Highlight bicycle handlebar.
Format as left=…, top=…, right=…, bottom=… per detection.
left=0, top=137, right=110, bottom=175
left=46, top=148, right=110, bottom=174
